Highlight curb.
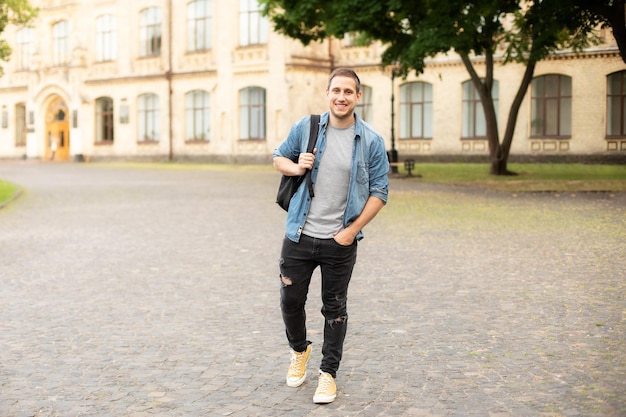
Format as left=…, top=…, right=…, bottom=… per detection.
left=0, top=187, right=24, bottom=210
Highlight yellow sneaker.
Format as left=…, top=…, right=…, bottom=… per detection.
left=286, top=345, right=311, bottom=387
left=313, top=370, right=336, bottom=404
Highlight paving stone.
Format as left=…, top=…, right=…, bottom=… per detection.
left=0, top=161, right=624, bottom=416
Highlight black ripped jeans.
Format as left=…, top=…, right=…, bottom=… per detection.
left=279, top=234, right=358, bottom=379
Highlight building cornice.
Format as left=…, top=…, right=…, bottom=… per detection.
left=84, top=69, right=218, bottom=85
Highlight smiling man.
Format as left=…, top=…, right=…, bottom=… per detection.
left=272, top=68, right=389, bottom=404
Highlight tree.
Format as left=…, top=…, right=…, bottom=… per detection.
left=0, top=0, right=38, bottom=75
left=261, top=0, right=602, bottom=175
left=574, top=0, right=626, bottom=64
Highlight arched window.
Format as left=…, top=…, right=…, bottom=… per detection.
left=462, top=80, right=499, bottom=139
left=607, top=70, right=626, bottom=138
left=400, top=81, right=433, bottom=139
left=187, top=0, right=212, bottom=52
left=239, top=87, right=266, bottom=140
left=138, top=94, right=160, bottom=142
left=531, top=74, right=571, bottom=138
left=355, top=84, right=373, bottom=124
left=140, top=7, right=162, bottom=57
left=95, top=97, right=114, bottom=143
left=186, top=90, right=210, bottom=141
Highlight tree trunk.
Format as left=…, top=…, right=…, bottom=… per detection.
left=607, top=1, right=626, bottom=64
left=489, top=155, right=509, bottom=176
left=497, top=59, right=538, bottom=176
left=461, top=52, right=504, bottom=175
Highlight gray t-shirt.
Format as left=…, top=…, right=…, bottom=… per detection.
left=303, top=124, right=354, bottom=238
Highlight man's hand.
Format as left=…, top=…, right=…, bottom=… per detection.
left=333, top=228, right=356, bottom=246
left=273, top=148, right=317, bottom=176
left=298, top=148, right=316, bottom=171
left=333, top=196, right=386, bottom=245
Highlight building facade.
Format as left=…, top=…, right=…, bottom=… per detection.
left=0, top=0, right=625, bottom=163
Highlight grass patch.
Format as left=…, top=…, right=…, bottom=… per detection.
left=395, top=163, right=626, bottom=192
left=0, top=180, right=19, bottom=206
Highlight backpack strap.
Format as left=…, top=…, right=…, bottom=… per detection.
left=305, top=114, right=320, bottom=198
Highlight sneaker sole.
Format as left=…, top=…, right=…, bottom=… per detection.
left=286, top=371, right=307, bottom=387
left=313, top=393, right=336, bottom=404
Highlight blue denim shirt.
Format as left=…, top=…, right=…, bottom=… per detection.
left=273, top=112, right=389, bottom=242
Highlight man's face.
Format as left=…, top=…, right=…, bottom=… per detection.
left=326, top=75, right=362, bottom=123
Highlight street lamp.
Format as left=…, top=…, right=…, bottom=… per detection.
left=389, top=67, right=399, bottom=173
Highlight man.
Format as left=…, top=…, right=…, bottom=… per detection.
left=273, top=68, right=389, bottom=404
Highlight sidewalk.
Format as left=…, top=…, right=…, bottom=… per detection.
left=0, top=161, right=624, bottom=417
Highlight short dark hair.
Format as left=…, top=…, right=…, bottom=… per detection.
left=327, top=68, right=361, bottom=93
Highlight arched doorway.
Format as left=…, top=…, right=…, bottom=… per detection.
left=45, top=97, right=70, bottom=161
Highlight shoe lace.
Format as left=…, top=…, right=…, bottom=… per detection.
left=317, top=371, right=334, bottom=391
left=289, top=351, right=305, bottom=373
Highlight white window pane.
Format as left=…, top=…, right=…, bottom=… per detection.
left=411, top=104, right=422, bottom=137
left=203, top=107, right=210, bottom=139
left=239, top=14, right=249, bottom=46
left=259, top=13, right=268, bottom=43
left=475, top=101, right=486, bottom=137
left=240, top=107, right=248, bottom=139
left=424, top=102, right=433, bottom=138
left=462, top=81, right=472, bottom=100
left=560, top=97, right=571, bottom=136
left=424, top=83, right=433, bottom=99
left=545, top=99, right=557, bottom=135
left=399, top=104, right=409, bottom=139
left=462, top=102, right=472, bottom=137
left=400, top=85, right=409, bottom=102
left=531, top=98, right=542, bottom=136
left=186, top=109, right=193, bottom=139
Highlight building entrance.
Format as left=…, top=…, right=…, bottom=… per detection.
left=46, top=97, right=70, bottom=161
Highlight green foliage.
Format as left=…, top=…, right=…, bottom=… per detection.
left=0, top=0, right=38, bottom=71
left=261, top=0, right=606, bottom=176
left=502, top=1, right=600, bottom=65
left=261, top=0, right=602, bottom=76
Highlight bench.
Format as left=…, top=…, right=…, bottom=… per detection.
left=389, top=160, right=416, bottom=176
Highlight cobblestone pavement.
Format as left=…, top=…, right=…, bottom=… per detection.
left=0, top=161, right=624, bottom=417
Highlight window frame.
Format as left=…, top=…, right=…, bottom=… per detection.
left=355, top=84, right=373, bottom=125
left=399, top=81, right=434, bottom=140
left=606, top=70, right=626, bottom=138
left=530, top=74, right=572, bottom=139
left=53, top=20, right=70, bottom=66
left=239, top=0, right=268, bottom=47
left=138, top=93, right=160, bottom=142
left=185, top=90, right=211, bottom=141
left=96, top=14, right=117, bottom=62
left=187, top=0, right=212, bottom=52
left=95, top=97, right=115, bottom=144
left=16, top=27, right=33, bottom=70
left=140, top=7, right=162, bottom=57
left=239, top=86, right=266, bottom=140
left=461, top=80, right=499, bottom=139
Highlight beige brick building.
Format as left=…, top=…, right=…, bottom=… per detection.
left=0, top=0, right=625, bottom=163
